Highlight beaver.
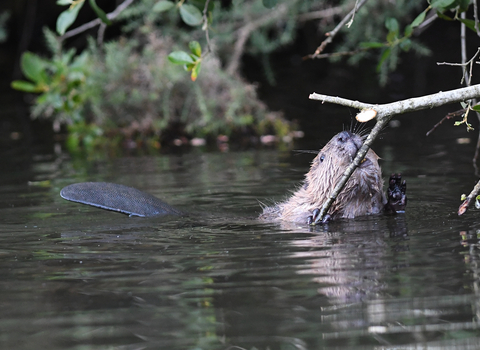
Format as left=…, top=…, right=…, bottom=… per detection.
left=259, top=131, right=406, bottom=224
left=60, top=131, right=406, bottom=223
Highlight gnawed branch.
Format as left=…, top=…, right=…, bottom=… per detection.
left=309, top=83, right=480, bottom=222
left=310, top=84, right=480, bottom=116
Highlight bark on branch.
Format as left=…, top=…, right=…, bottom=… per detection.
left=309, top=83, right=480, bottom=222
left=310, top=84, right=480, bottom=116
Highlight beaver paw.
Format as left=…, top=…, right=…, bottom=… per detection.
left=307, top=209, right=331, bottom=225
left=386, top=173, right=406, bottom=213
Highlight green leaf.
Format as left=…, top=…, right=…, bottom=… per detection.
left=20, top=52, right=47, bottom=83
left=386, top=30, right=397, bottom=44
left=191, top=62, right=201, bottom=81
left=385, top=17, right=399, bottom=33
left=56, top=0, right=73, bottom=5
left=152, top=0, right=175, bottom=12
left=70, top=51, right=89, bottom=69
left=458, top=18, right=477, bottom=32
left=168, top=51, right=195, bottom=65
left=436, top=11, right=453, bottom=20
left=189, top=41, right=202, bottom=57
left=11, top=80, right=43, bottom=93
left=359, top=41, right=385, bottom=49
left=411, top=10, right=426, bottom=28
left=399, top=38, right=411, bottom=52
left=457, top=0, right=470, bottom=12
left=430, top=0, right=456, bottom=9
left=454, top=121, right=463, bottom=126
left=262, top=0, right=277, bottom=8
left=56, top=0, right=84, bottom=35
left=190, top=0, right=214, bottom=12
left=89, top=0, right=111, bottom=25
left=179, top=4, right=203, bottom=26
left=376, top=48, right=391, bottom=72
left=404, top=25, right=413, bottom=37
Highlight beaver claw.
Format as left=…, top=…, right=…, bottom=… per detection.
left=386, top=173, right=406, bottom=213
left=307, top=209, right=331, bottom=225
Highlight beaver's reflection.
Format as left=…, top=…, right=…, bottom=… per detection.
left=295, top=215, right=409, bottom=303
left=214, top=215, right=409, bottom=349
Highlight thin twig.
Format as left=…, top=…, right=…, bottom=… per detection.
left=226, top=3, right=289, bottom=75
left=425, top=109, right=465, bottom=136
left=474, top=133, right=480, bottom=177
left=297, top=6, right=347, bottom=22
left=474, top=0, right=480, bottom=37
left=97, top=22, right=106, bottom=45
left=437, top=47, right=480, bottom=86
left=60, top=0, right=134, bottom=41
left=305, top=47, right=368, bottom=60
left=345, top=0, right=360, bottom=28
left=202, top=0, right=212, bottom=56
left=414, top=11, right=438, bottom=34
left=461, top=12, right=468, bottom=84
left=437, top=47, right=480, bottom=65
left=309, top=84, right=480, bottom=222
left=305, top=0, right=369, bottom=60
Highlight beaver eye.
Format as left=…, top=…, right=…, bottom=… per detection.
left=320, top=155, right=325, bottom=162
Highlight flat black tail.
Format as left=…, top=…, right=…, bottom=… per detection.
left=60, top=182, right=181, bottom=217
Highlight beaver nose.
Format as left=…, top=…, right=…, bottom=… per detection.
left=337, top=131, right=352, bottom=143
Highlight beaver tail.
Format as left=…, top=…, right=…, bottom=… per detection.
left=60, top=182, right=181, bottom=217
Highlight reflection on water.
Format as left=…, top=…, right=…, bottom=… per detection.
left=1, top=144, right=480, bottom=349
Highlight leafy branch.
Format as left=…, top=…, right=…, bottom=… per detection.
left=304, top=0, right=369, bottom=59
left=60, top=0, right=134, bottom=41
left=168, top=41, right=203, bottom=81
left=306, top=0, right=476, bottom=83
left=159, top=0, right=214, bottom=81
left=56, top=0, right=111, bottom=36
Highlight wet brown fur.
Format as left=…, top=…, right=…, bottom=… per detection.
left=260, top=131, right=385, bottom=223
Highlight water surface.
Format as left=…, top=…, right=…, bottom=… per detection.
left=1, top=134, right=480, bottom=350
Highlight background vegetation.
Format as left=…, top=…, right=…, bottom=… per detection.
left=6, top=0, right=479, bottom=155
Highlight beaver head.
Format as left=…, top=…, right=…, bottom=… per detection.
left=269, top=131, right=385, bottom=223
left=316, top=131, right=374, bottom=168
left=304, top=131, right=384, bottom=218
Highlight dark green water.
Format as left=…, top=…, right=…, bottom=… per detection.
left=2, top=124, right=480, bottom=350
